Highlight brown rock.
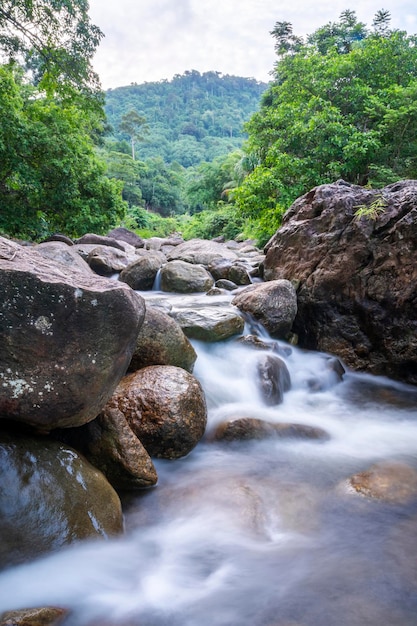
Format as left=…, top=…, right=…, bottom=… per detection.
left=119, top=252, right=165, bottom=290
left=212, top=417, right=329, bottom=442
left=0, top=607, right=67, bottom=626
left=108, top=366, right=207, bottom=459
left=0, top=237, right=145, bottom=430
left=263, top=179, right=417, bottom=384
left=348, top=461, right=417, bottom=504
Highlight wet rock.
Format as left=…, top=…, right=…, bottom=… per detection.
left=53, top=406, right=158, bottom=491
left=0, top=607, right=67, bottom=626
left=119, top=252, right=165, bottom=290
left=128, top=306, right=197, bottom=373
left=348, top=461, right=417, bottom=504
left=228, top=262, right=252, bottom=286
left=107, top=227, right=145, bottom=248
left=0, top=432, right=123, bottom=569
left=0, top=236, right=145, bottom=430
left=208, top=257, right=233, bottom=280
left=211, top=417, right=329, bottom=442
left=167, top=238, right=238, bottom=265
left=216, top=278, right=238, bottom=291
left=107, top=366, right=207, bottom=459
left=160, top=260, right=214, bottom=293
left=263, top=179, right=417, bottom=385
left=257, top=354, right=291, bottom=405
left=171, top=305, right=244, bottom=341
left=232, top=280, right=297, bottom=339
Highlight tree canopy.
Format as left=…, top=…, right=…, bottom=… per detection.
left=235, top=11, right=417, bottom=243
left=0, top=0, right=102, bottom=98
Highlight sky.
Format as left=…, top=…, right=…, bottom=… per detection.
left=88, top=0, right=417, bottom=90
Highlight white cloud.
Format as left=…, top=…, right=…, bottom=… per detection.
left=88, top=0, right=417, bottom=89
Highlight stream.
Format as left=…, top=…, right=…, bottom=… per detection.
left=0, top=290, right=417, bottom=626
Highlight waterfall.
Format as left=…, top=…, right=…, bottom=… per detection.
left=1, top=292, right=417, bottom=626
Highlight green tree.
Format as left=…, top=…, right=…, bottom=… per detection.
left=0, top=0, right=102, bottom=99
left=235, top=11, right=417, bottom=242
left=0, top=65, right=125, bottom=239
left=118, top=110, right=149, bottom=160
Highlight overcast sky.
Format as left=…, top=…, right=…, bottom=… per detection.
left=88, top=0, right=417, bottom=90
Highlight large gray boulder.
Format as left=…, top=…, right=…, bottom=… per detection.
left=0, top=237, right=145, bottom=430
left=232, top=280, right=297, bottom=339
left=263, top=180, right=417, bottom=384
left=119, top=252, right=165, bottom=290
left=160, top=260, right=214, bottom=293
left=171, top=305, right=244, bottom=341
left=0, top=432, right=123, bottom=569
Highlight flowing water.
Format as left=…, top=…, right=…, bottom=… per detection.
left=1, top=292, right=417, bottom=626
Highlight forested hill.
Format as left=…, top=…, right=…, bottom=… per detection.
left=104, top=70, right=268, bottom=167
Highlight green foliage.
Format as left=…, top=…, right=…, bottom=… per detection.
left=235, top=10, right=417, bottom=241
left=182, top=204, right=244, bottom=241
left=354, top=194, right=387, bottom=220
left=185, top=151, right=243, bottom=212
left=125, top=206, right=181, bottom=239
left=0, top=0, right=103, bottom=100
left=0, top=65, right=126, bottom=239
left=104, top=71, right=267, bottom=166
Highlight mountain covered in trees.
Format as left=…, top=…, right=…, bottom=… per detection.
left=104, top=71, right=268, bottom=167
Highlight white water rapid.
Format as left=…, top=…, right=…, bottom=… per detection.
left=1, top=291, right=417, bottom=626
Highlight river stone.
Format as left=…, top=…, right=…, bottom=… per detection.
left=171, top=306, right=244, bottom=341
left=119, top=252, right=165, bottom=290
left=228, top=262, right=252, bottom=286
left=36, top=241, right=94, bottom=275
left=107, top=366, right=207, bottom=459
left=160, top=260, right=214, bottom=293
left=107, top=227, right=145, bottom=248
left=75, top=233, right=126, bottom=251
left=257, top=354, right=291, bottom=405
left=128, top=306, right=197, bottom=373
left=0, top=432, right=123, bottom=569
left=0, top=607, right=67, bottom=626
left=211, top=417, right=329, bottom=442
left=263, top=179, right=417, bottom=385
left=166, top=238, right=238, bottom=265
left=232, top=280, right=297, bottom=339
left=53, top=406, right=158, bottom=490
left=86, top=245, right=138, bottom=275
left=348, top=461, right=417, bottom=504
left=0, top=236, right=145, bottom=430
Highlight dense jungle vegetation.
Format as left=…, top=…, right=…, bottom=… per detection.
left=0, top=3, right=416, bottom=244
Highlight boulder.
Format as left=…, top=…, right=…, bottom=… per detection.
left=36, top=241, right=93, bottom=275
left=256, top=354, right=291, bottom=405
left=263, top=179, right=417, bottom=385
left=107, top=227, right=145, bottom=248
left=75, top=233, right=125, bottom=251
left=85, top=245, right=137, bottom=275
left=128, top=306, right=197, bottom=372
left=347, top=461, right=417, bottom=504
left=171, top=305, right=244, bottom=341
left=0, top=236, right=145, bottom=430
left=160, top=260, right=214, bottom=293
left=232, top=280, right=297, bottom=339
left=0, top=431, right=123, bottom=569
left=119, top=253, right=165, bottom=290
left=53, top=407, right=157, bottom=491
left=167, top=238, right=238, bottom=265
left=211, top=417, right=329, bottom=442
left=107, top=366, right=207, bottom=459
